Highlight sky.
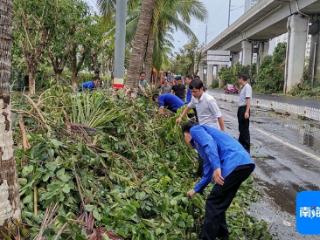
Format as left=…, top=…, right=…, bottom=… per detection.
left=173, top=0, right=245, bottom=52
left=85, top=0, right=245, bottom=52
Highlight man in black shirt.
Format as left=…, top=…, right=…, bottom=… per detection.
left=172, top=76, right=186, bottom=101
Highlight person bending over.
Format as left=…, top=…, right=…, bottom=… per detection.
left=182, top=122, right=255, bottom=240
left=152, top=93, right=184, bottom=115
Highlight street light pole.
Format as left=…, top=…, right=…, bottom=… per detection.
left=228, top=0, right=231, bottom=27
left=113, top=0, right=128, bottom=89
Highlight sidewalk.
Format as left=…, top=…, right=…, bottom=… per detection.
left=208, top=89, right=320, bottom=122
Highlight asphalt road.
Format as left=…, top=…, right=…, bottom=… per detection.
left=216, top=99, right=320, bottom=240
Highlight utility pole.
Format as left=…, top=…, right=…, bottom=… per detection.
left=228, top=0, right=231, bottom=27
left=113, top=0, right=128, bottom=89
left=205, top=24, right=208, bottom=44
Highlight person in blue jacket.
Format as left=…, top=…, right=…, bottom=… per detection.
left=81, top=77, right=101, bottom=91
left=182, top=121, right=255, bottom=240
left=185, top=75, right=193, bottom=104
left=152, top=93, right=184, bottom=115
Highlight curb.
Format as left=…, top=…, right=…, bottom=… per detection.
left=211, top=92, right=320, bottom=122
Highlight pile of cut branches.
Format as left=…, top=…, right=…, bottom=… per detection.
left=8, top=86, right=271, bottom=239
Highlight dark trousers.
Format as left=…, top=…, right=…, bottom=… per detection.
left=201, top=164, right=254, bottom=240
left=237, top=106, right=250, bottom=153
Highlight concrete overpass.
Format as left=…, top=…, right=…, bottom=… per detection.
left=200, top=0, right=320, bottom=93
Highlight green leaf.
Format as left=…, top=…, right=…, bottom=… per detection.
left=62, top=184, right=71, bottom=193
left=22, top=194, right=32, bottom=204
left=50, top=139, right=64, bottom=148
left=18, top=178, right=28, bottom=186
left=45, top=161, right=57, bottom=172
left=93, top=209, right=102, bottom=221
left=43, top=173, right=52, bottom=182
left=22, top=165, right=34, bottom=176
left=84, top=204, right=95, bottom=212
left=56, top=168, right=71, bottom=182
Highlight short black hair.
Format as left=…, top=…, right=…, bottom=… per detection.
left=175, top=76, right=182, bottom=80
left=152, top=94, right=159, bottom=101
left=186, top=75, right=193, bottom=80
left=140, top=71, right=146, bottom=76
left=194, top=75, right=201, bottom=81
left=181, top=121, right=198, bottom=133
left=189, top=79, right=204, bottom=90
left=238, top=74, right=248, bottom=81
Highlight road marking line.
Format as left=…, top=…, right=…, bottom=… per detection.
left=223, top=112, right=320, bottom=163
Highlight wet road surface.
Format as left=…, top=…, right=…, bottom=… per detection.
left=216, top=99, right=320, bottom=240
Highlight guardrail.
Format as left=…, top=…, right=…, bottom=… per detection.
left=212, top=92, right=320, bottom=122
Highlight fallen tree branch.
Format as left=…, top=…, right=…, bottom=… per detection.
left=18, top=115, right=31, bottom=150
left=23, top=94, right=51, bottom=132
left=34, top=203, right=59, bottom=240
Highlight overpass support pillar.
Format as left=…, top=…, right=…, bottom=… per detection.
left=207, top=64, right=214, bottom=88
left=284, top=14, right=308, bottom=93
left=258, top=42, right=269, bottom=65
left=198, top=63, right=204, bottom=81
left=241, top=40, right=252, bottom=66
left=231, top=52, right=240, bottom=65
left=309, top=18, right=320, bottom=86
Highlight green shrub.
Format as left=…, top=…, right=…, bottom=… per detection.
left=289, top=83, right=320, bottom=98
left=255, top=43, right=286, bottom=93
left=218, top=63, right=251, bottom=86
left=211, top=81, right=219, bottom=89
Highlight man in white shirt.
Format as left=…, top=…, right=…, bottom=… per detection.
left=238, top=74, right=252, bottom=153
left=176, top=79, right=225, bottom=130
left=176, top=78, right=225, bottom=180
left=176, top=78, right=224, bottom=180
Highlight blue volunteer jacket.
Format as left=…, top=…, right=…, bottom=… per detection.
left=158, top=93, right=184, bottom=112
left=190, top=125, right=254, bottom=193
left=186, top=88, right=192, bottom=104
left=81, top=81, right=95, bottom=90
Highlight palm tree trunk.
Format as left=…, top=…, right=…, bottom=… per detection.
left=126, top=0, right=156, bottom=88
left=144, top=30, right=155, bottom=84
left=0, top=0, right=21, bottom=229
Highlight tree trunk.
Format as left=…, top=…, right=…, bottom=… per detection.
left=28, top=69, right=36, bottom=95
left=144, top=30, right=155, bottom=84
left=49, top=54, right=66, bottom=82
left=70, top=44, right=78, bottom=91
left=0, top=0, right=21, bottom=230
left=91, top=52, right=100, bottom=79
left=126, top=0, right=156, bottom=88
left=71, top=71, right=78, bottom=91
left=69, top=44, right=87, bottom=91
left=55, top=71, right=63, bottom=82
left=22, top=28, right=49, bottom=96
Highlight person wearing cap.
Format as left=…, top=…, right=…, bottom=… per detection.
left=182, top=122, right=255, bottom=240
left=152, top=93, right=184, bottom=115
left=171, top=76, right=186, bottom=101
